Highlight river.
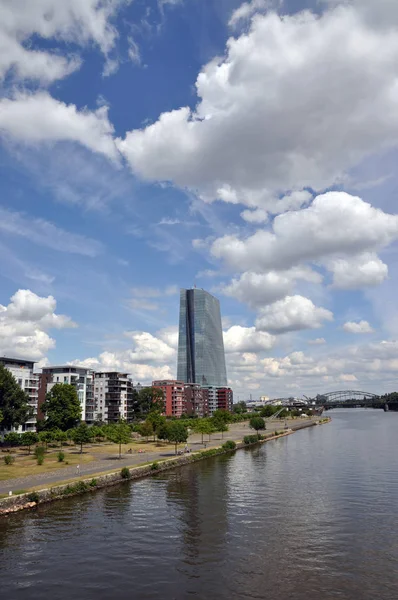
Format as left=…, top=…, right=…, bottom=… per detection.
left=1, top=409, right=397, bottom=599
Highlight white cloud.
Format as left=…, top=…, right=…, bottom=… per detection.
left=223, top=325, right=275, bottom=353
left=0, top=289, right=76, bottom=360
left=0, top=206, right=103, bottom=257
left=329, top=253, right=388, bottom=289
left=0, top=0, right=128, bottom=84
left=308, top=338, right=327, bottom=345
left=240, top=208, right=268, bottom=224
left=127, top=35, right=141, bottom=65
left=255, top=295, right=333, bottom=333
left=221, top=267, right=322, bottom=308
left=343, top=320, right=374, bottom=334
left=117, top=5, right=398, bottom=208
left=0, top=92, right=118, bottom=161
left=229, top=0, right=270, bottom=28
left=339, top=373, right=358, bottom=382
left=211, top=192, right=398, bottom=273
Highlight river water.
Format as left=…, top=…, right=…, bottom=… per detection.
left=1, top=409, right=398, bottom=600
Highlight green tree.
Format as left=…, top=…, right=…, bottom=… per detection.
left=156, top=422, right=170, bottom=442
left=137, top=387, right=165, bottom=416
left=166, top=422, right=188, bottom=455
left=212, top=418, right=229, bottom=439
left=233, top=401, right=247, bottom=414
left=193, top=419, right=214, bottom=443
left=4, top=432, right=21, bottom=447
left=260, top=405, right=278, bottom=418
left=146, top=412, right=167, bottom=441
left=249, top=416, right=266, bottom=439
left=0, top=363, right=33, bottom=430
left=212, top=409, right=232, bottom=424
left=91, top=426, right=105, bottom=442
left=138, top=421, right=153, bottom=441
left=41, top=383, right=81, bottom=431
left=21, top=431, right=38, bottom=454
left=54, top=430, right=68, bottom=445
left=39, top=430, right=55, bottom=451
left=105, top=420, right=132, bottom=458
left=71, top=422, right=93, bottom=453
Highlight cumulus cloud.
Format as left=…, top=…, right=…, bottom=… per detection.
left=0, top=0, right=128, bottom=84
left=240, top=208, right=268, bottom=224
left=329, top=253, right=388, bottom=289
left=255, top=295, right=333, bottom=333
left=343, top=320, right=374, bottom=334
left=0, top=92, right=118, bottom=161
left=117, top=5, right=398, bottom=208
left=221, top=267, right=322, bottom=308
left=0, top=289, right=76, bottom=360
left=212, top=193, right=398, bottom=273
left=223, top=325, right=275, bottom=353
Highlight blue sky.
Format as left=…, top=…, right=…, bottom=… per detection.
left=1, top=0, right=398, bottom=399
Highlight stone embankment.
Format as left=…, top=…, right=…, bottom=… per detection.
left=0, top=418, right=331, bottom=517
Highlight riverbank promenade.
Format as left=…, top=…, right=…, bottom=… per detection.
left=0, top=418, right=315, bottom=495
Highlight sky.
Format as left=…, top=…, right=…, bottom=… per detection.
left=2, top=0, right=398, bottom=400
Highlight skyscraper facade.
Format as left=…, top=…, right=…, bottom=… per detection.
left=177, top=288, right=227, bottom=387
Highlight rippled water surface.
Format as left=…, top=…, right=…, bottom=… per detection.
left=1, top=410, right=398, bottom=599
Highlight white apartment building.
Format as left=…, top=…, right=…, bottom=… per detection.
left=94, top=372, right=134, bottom=423
left=0, top=357, right=40, bottom=432
left=42, top=366, right=95, bottom=423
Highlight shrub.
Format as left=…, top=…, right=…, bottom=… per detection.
left=34, top=446, right=45, bottom=460
left=4, top=454, right=14, bottom=465
left=150, top=461, right=160, bottom=471
left=57, top=451, right=65, bottom=462
left=121, top=467, right=131, bottom=479
left=89, top=478, right=97, bottom=488
left=27, top=492, right=39, bottom=504
left=37, top=456, right=44, bottom=465
left=243, top=435, right=258, bottom=445
left=222, top=440, right=236, bottom=451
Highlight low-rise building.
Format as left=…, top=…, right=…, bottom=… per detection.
left=94, top=372, right=134, bottom=423
left=0, top=357, right=40, bottom=431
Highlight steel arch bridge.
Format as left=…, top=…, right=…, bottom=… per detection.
left=317, top=390, right=378, bottom=403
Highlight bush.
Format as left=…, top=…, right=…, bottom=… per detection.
left=222, top=440, right=236, bottom=451
left=121, top=467, right=131, bottom=479
left=37, top=456, right=44, bottom=465
left=57, top=451, right=65, bottom=462
left=243, top=435, right=258, bottom=445
left=4, top=454, right=14, bottom=465
left=150, top=461, right=160, bottom=471
left=27, top=492, right=39, bottom=504
left=34, top=446, right=45, bottom=460
left=62, top=481, right=88, bottom=496
left=89, top=478, right=97, bottom=487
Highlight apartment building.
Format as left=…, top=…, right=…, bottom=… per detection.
left=94, top=372, right=134, bottom=423
left=184, top=383, right=209, bottom=418
left=204, top=386, right=234, bottom=415
left=0, top=357, right=40, bottom=431
left=152, top=380, right=186, bottom=418
left=41, top=366, right=95, bottom=423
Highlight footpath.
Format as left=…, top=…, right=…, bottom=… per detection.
left=0, top=418, right=315, bottom=495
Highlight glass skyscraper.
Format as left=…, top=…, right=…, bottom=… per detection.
left=177, top=288, right=227, bottom=387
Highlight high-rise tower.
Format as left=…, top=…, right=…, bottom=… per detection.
left=177, top=288, right=227, bottom=387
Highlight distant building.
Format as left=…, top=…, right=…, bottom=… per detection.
left=41, top=366, right=95, bottom=423
left=94, top=372, right=134, bottom=423
left=177, top=288, right=227, bottom=387
left=0, top=357, right=39, bottom=431
left=152, top=380, right=186, bottom=418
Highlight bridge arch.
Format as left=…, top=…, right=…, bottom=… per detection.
left=317, top=390, right=378, bottom=403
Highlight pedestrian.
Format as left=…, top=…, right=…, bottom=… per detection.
left=76, top=464, right=80, bottom=476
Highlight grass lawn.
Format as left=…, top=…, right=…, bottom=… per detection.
left=87, top=440, right=176, bottom=456
left=0, top=451, right=94, bottom=481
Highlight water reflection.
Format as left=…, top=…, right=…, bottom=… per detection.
left=0, top=410, right=397, bottom=600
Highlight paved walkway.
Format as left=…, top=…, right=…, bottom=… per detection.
left=0, top=418, right=315, bottom=494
